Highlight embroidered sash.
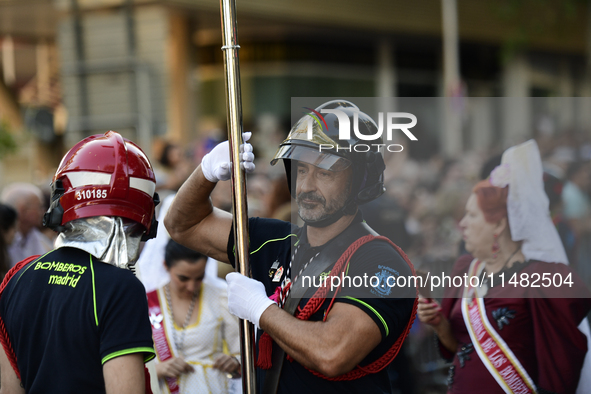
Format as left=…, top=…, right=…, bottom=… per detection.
left=147, top=290, right=180, bottom=394
left=461, top=259, right=537, bottom=394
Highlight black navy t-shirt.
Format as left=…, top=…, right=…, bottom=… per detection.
left=0, top=247, right=155, bottom=393
left=227, top=215, right=416, bottom=393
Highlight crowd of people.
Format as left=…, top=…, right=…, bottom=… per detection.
left=0, top=101, right=590, bottom=393
left=417, top=140, right=591, bottom=393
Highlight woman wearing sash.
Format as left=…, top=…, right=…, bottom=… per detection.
left=418, top=140, right=591, bottom=394
left=147, top=239, right=241, bottom=393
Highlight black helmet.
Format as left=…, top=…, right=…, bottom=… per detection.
left=271, top=100, right=385, bottom=227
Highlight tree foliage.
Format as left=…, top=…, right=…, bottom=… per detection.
left=493, top=0, right=587, bottom=63
left=0, top=120, right=17, bottom=159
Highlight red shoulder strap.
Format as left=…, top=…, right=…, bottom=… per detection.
left=0, top=255, right=41, bottom=380
left=295, top=235, right=419, bottom=381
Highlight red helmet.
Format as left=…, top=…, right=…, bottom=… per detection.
left=43, top=131, right=159, bottom=238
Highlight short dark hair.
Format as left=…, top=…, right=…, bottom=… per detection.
left=164, top=239, right=207, bottom=268
left=0, top=203, right=17, bottom=278
left=0, top=203, right=17, bottom=232
left=480, top=154, right=502, bottom=180
left=159, top=143, right=177, bottom=168
left=566, top=161, right=587, bottom=181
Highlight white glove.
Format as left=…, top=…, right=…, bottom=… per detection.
left=226, top=272, right=275, bottom=329
left=201, top=132, right=255, bottom=183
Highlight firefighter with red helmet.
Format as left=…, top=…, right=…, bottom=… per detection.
left=0, top=131, right=158, bottom=393
left=165, top=100, right=417, bottom=393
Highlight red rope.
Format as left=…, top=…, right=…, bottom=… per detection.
left=292, top=235, right=418, bottom=381
left=0, top=255, right=40, bottom=381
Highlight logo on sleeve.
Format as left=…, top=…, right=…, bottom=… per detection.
left=371, top=265, right=399, bottom=297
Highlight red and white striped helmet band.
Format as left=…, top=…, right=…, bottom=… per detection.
left=65, top=171, right=156, bottom=197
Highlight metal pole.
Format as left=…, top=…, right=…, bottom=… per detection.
left=219, top=1, right=256, bottom=393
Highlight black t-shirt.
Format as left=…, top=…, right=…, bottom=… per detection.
left=0, top=247, right=155, bottom=393
left=227, top=214, right=416, bottom=393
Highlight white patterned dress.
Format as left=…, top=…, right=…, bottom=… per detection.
left=153, top=277, right=241, bottom=394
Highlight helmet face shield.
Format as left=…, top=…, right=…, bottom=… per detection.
left=271, top=145, right=352, bottom=172
left=271, top=99, right=386, bottom=226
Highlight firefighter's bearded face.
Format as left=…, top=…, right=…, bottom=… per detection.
left=295, top=161, right=352, bottom=223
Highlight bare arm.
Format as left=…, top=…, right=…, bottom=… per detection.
left=431, top=318, right=456, bottom=353
left=417, top=297, right=457, bottom=353
left=103, top=353, right=145, bottom=394
left=259, top=302, right=382, bottom=378
left=164, top=166, right=233, bottom=263
left=0, top=344, right=24, bottom=394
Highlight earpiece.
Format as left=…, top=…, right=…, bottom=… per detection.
left=43, top=179, right=66, bottom=232
left=141, top=192, right=160, bottom=241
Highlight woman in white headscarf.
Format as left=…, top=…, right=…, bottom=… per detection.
left=418, top=140, right=591, bottom=394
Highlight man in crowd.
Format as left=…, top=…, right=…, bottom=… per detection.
left=0, top=131, right=158, bottom=393
left=1, top=182, right=52, bottom=267
left=165, top=100, right=417, bottom=393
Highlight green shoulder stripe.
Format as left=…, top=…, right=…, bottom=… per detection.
left=342, top=296, right=389, bottom=337
left=90, top=255, right=98, bottom=327
left=251, top=234, right=297, bottom=254
left=233, top=233, right=298, bottom=256
left=102, top=347, right=156, bottom=364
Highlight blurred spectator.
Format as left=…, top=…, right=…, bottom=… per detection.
left=405, top=159, right=469, bottom=271
left=418, top=140, right=591, bottom=394
left=39, top=185, right=59, bottom=245
left=136, top=194, right=221, bottom=293
left=247, top=173, right=271, bottom=217
left=138, top=133, right=236, bottom=296
left=562, top=161, right=591, bottom=286
left=210, top=180, right=233, bottom=214
left=479, top=154, right=502, bottom=180
left=543, top=172, right=577, bottom=265
left=148, top=239, right=241, bottom=394
left=0, top=203, right=18, bottom=279
left=362, top=193, right=410, bottom=250
left=154, top=141, right=193, bottom=197
left=562, top=161, right=591, bottom=221
left=546, top=146, right=577, bottom=178
left=1, top=183, right=52, bottom=267
left=264, top=175, right=292, bottom=221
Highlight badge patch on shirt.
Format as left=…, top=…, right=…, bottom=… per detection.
left=370, top=265, right=399, bottom=297
left=272, top=266, right=284, bottom=282
left=269, top=260, right=280, bottom=278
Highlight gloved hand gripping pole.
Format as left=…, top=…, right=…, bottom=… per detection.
left=219, top=0, right=257, bottom=393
